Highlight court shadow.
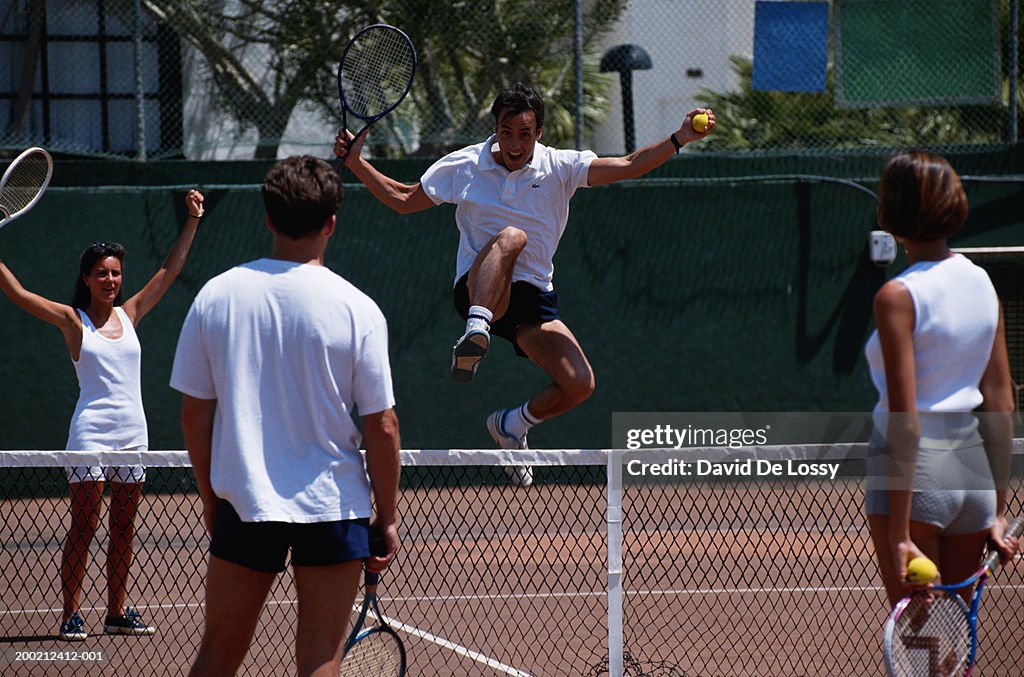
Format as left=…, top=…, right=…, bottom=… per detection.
left=0, top=634, right=62, bottom=642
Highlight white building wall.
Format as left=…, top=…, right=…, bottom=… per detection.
left=591, top=1, right=754, bottom=155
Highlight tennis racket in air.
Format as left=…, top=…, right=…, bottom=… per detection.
left=0, top=147, right=53, bottom=230
left=882, top=516, right=1024, bottom=676
left=337, top=24, right=416, bottom=146
left=339, top=570, right=407, bottom=676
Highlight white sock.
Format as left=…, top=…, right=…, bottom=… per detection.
left=502, top=402, right=541, bottom=439
left=466, top=305, right=493, bottom=333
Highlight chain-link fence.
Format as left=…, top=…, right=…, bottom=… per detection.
left=1, top=0, right=1020, bottom=160
left=3, top=448, right=1024, bottom=675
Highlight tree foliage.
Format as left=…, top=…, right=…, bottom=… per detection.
left=381, top=0, right=627, bottom=154
left=142, top=0, right=628, bottom=159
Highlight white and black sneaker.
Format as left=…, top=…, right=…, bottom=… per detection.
left=487, top=409, right=534, bottom=487
left=451, top=328, right=489, bottom=384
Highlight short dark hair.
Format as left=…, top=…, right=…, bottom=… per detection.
left=261, top=156, right=344, bottom=239
left=72, top=241, right=126, bottom=309
left=490, top=82, right=544, bottom=131
left=876, top=149, right=968, bottom=241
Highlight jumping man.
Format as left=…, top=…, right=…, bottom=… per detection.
left=335, top=83, right=714, bottom=485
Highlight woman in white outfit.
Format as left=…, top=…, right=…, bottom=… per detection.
left=863, top=150, right=1017, bottom=605
left=0, top=189, right=205, bottom=640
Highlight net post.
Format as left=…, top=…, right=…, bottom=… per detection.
left=607, top=449, right=624, bottom=677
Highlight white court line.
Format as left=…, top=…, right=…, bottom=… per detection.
left=629, top=582, right=1024, bottom=596
left=1, top=601, right=204, bottom=617
left=388, top=590, right=606, bottom=604
left=344, top=598, right=533, bottom=677
left=381, top=587, right=872, bottom=604
left=385, top=582, right=1024, bottom=604
left=628, top=585, right=887, bottom=596
left=1, top=599, right=297, bottom=617
left=375, top=611, right=533, bottom=677
left=9, top=581, right=1024, bottom=617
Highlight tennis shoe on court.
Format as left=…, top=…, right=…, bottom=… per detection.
left=103, top=607, right=156, bottom=636
left=59, top=612, right=87, bottom=641
left=450, top=328, right=489, bottom=384
left=487, top=409, right=534, bottom=487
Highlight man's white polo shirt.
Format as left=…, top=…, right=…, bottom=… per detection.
left=420, top=135, right=596, bottom=292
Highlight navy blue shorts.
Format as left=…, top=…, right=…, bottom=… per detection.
left=210, top=499, right=370, bottom=574
left=453, top=273, right=560, bottom=357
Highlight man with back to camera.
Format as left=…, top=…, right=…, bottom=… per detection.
left=171, top=156, right=401, bottom=676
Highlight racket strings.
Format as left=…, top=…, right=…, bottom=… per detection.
left=1, top=151, right=50, bottom=215
left=340, top=629, right=404, bottom=676
left=341, top=29, right=415, bottom=118
left=890, top=594, right=971, bottom=676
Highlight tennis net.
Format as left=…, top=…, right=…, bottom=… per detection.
left=1, top=444, right=1023, bottom=676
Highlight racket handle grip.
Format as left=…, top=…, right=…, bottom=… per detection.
left=365, top=571, right=380, bottom=586
left=983, top=516, right=1024, bottom=571
left=369, top=527, right=388, bottom=556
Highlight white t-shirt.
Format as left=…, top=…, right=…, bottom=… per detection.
left=865, top=253, right=999, bottom=414
left=420, top=135, right=596, bottom=291
left=67, top=306, right=148, bottom=451
left=169, top=259, right=395, bottom=523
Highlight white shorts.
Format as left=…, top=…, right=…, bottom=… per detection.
left=65, top=446, right=148, bottom=485
left=864, top=443, right=996, bottom=534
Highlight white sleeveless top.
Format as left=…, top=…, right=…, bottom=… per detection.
left=66, top=306, right=148, bottom=451
left=865, top=254, right=999, bottom=416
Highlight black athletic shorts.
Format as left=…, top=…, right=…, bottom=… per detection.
left=453, top=273, right=560, bottom=357
left=210, top=499, right=370, bottom=574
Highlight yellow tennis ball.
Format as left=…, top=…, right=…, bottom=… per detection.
left=691, top=113, right=709, bottom=133
left=906, top=556, right=938, bottom=584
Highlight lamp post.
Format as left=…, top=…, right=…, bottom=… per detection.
left=600, top=44, right=653, bottom=153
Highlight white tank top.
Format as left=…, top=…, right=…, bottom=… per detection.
left=865, top=253, right=999, bottom=416
left=66, top=306, right=148, bottom=451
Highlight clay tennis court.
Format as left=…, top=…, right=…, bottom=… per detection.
left=2, top=463, right=1023, bottom=676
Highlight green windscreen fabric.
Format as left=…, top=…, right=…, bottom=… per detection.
left=835, top=0, right=1001, bottom=108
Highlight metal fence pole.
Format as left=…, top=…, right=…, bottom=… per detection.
left=1011, top=0, right=1019, bottom=142
left=133, top=0, right=147, bottom=161
left=574, top=0, right=584, bottom=150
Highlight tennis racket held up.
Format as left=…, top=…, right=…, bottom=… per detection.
left=336, top=23, right=416, bottom=161
left=0, top=147, right=53, bottom=230
left=882, top=516, right=1024, bottom=677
